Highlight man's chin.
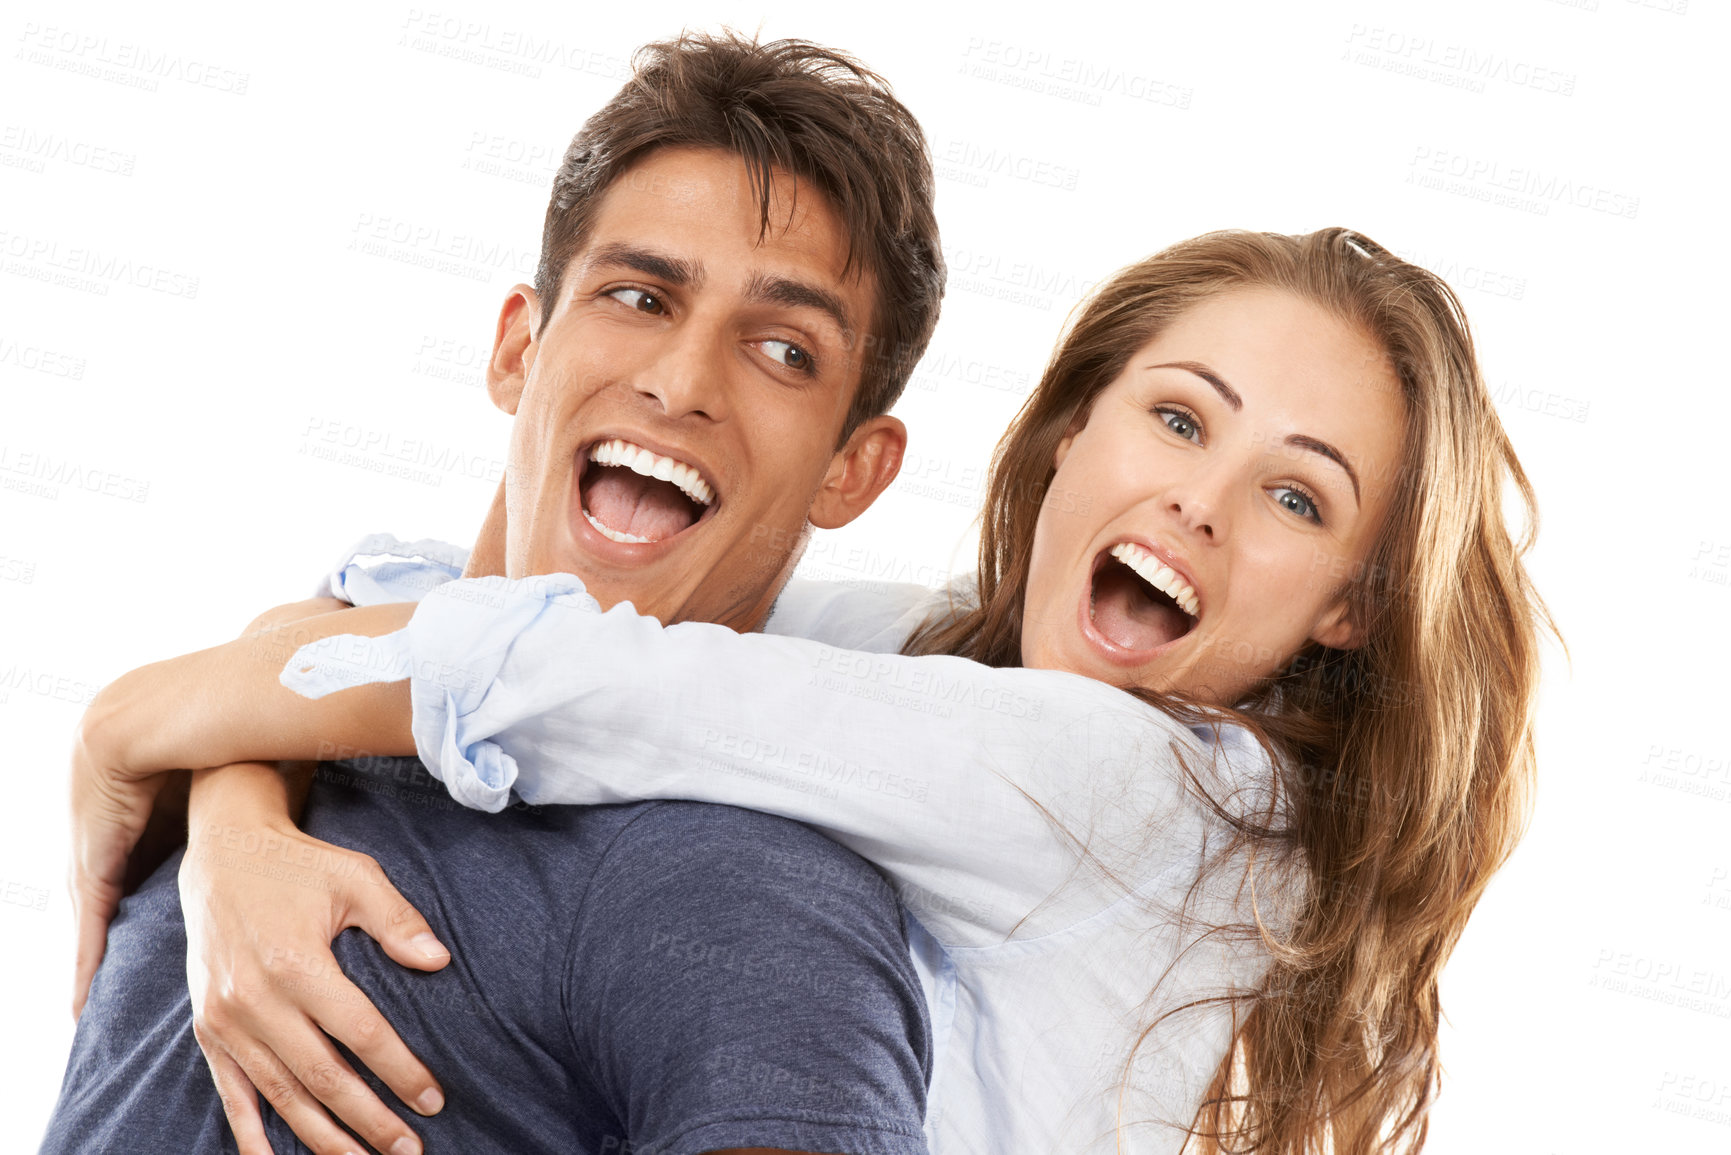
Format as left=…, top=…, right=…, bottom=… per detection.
left=520, top=524, right=698, bottom=620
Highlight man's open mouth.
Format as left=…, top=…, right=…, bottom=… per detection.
left=578, top=437, right=716, bottom=545
left=1086, top=541, right=1200, bottom=654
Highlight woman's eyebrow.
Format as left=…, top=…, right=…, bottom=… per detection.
left=1148, top=361, right=1242, bottom=410
left=1148, top=360, right=1363, bottom=505
left=1285, top=434, right=1361, bottom=505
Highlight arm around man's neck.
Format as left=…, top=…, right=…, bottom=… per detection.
left=105, top=599, right=420, bottom=780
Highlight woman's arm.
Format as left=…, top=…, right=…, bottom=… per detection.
left=296, top=575, right=1227, bottom=949
left=71, top=531, right=472, bottom=972
left=69, top=596, right=357, bottom=1014
left=84, top=600, right=421, bottom=784
left=81, top=528, right=474, bottom=808
left=89, top=574, right=1231, bottom=951
left=70, top=588, right=450, bottom=1155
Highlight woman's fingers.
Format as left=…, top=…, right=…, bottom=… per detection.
left=340, top=855, right=451, bottom=976
left=196, top=973, right=424, bottom=1155
left=180, top=779, right=445, bottom=1150
left=67, top=750, right=167, bottom=1016
left=197, top=1037, right=276, bottom=1155
left=68, top=868, right=119, bottom=1017
left=181, top=812, right=442, bottom=1152
left=264, top=946, right=446, bottom=1128
left=323, top=866, right=449, bottom=1116
left=211, top=1020, right=387, bottom=1155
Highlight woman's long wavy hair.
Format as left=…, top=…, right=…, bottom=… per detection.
left=905, top=228, right=1551, bottom=1153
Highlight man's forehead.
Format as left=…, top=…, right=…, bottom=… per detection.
left=564, top=153, right=872, bottom=344
left=577, top=147, right=861, bottom=283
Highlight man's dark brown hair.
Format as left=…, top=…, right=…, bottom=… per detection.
left=534, top=30, right=945, bottom=437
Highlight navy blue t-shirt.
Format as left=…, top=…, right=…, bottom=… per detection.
left=43, top=757, right=931, bottom=1154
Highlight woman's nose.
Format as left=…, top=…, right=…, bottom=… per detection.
left=1162, top=463, right=1233, bottom=542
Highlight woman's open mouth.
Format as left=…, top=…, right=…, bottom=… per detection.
left=1080, top=541, right=1201, bottom=661
left=576, top=437, right=718, bottom=547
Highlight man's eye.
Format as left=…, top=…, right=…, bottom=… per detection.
left=761, top=339, right=816, bottom=375
left=607, top=288, right=665, bottom=314
left=1156, top=406, right=1201, bottom=443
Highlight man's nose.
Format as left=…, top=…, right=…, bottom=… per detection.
left=632, top=319, right=730, bottom=422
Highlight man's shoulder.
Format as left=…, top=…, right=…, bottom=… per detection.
left=564, top=800, right=931, bottom=1155
left=575, top=801, right=911, bottom=975
left=764, top=573, right=976, bottom=653
left=305, top=757, right=656, bottom=869
left=591, top=799, right=894, bottom=895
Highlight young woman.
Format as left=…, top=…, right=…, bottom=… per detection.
left=78, top=227, right=1550, bottom=1153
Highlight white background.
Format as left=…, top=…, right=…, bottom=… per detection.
left=3, top=0, right=1727, bottom=1150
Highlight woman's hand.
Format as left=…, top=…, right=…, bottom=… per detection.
left=67, top=704, right=178, bottom=1016
left=183, top=763, right=451, bottom=1155
left=67, top=598, right=353, bottom=1016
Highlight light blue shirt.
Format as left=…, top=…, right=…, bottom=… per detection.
left=291, top=535, right=1295, bottom=1154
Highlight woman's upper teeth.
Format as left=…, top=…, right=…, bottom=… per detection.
left=589, top=438, right=714, bottom=505
left=1109, top=542, right=1200, bottom=616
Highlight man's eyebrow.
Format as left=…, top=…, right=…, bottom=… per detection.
left=1148, top=361, right=1242, bottom=410
left=583, top=243, right=704, bottom=287
left=743, top=272, right=855, bottom=338
left=1285, top=434, right=1361, bottom=506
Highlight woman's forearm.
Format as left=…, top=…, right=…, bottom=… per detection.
left=187, top=761, right=317, bottom=836
left=371, top=576, right=1217, bottom=948
left=101, top=602, right=419, bottom=780
left=187, top=762, right=298, bottom=836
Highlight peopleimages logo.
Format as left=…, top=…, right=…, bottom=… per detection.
left=0, top=230, right=200, bottom=298
left=0, top=444, right=149, bottom=502
left=1392, top=246, right=1529, bottom=302
left=0, top=335, right=86, bottom=379
left=1343, top=25, right=1578, bottom=96
left=300, top=417, right=505, bottom=488
left=0, top=124, right=136, bottom=176
left=15, top=22, right=250, bottom=94
left=397, top=9, right=632, bottom=81
left=348, top=213, right=538, bottom=283
left=1407, top=147, right=1639, bottom=219
left=958, top=38, right=1194, bottom=109
left=937, top=140, right=1081, bottom=191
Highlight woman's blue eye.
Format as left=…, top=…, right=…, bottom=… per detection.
left=1272, top=486, right=1321, bottom=523
left=1158, top=408, right=1201, bottom=442
left=762, top=339, right=816, bottom=374
left=608, top=288, right=665, bottom=314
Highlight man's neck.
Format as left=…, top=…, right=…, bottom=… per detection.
left=463, top=483, right=508, bottom=579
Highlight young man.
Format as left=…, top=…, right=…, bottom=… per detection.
left=53, top=31, right=945, bottom=1155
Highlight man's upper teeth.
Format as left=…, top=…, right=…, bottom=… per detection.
left=1109, top=542, right=1200, bottom=616
left=589, top=438, right=713, bottom=505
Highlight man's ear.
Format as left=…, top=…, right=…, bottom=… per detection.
left=808, top=416, right=907, bottom=531
left=1309, top=596, right=1366, bottom=651
left=487, top=285, right=542, bottom=416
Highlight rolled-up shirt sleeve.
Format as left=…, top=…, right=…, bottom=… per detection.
left=312, top=532, right=470, bottom=605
